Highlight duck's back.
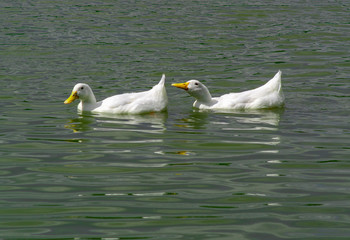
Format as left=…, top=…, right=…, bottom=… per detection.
left=215, top=70, right=284, bottom=109
left=94, top=75, right=168, bottom=114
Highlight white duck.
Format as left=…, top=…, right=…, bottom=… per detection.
left=64, top=74, right=168, bottom=114
left=172, top=71, right=284, bottom=110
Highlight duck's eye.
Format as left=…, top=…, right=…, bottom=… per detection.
left=195, top=82, right=199, bottom=86
left=80, top=87, right=84, bottom=90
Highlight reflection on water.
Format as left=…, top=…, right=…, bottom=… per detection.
left=64, top=115, right=96, bottom=132
left=175, top=110, right=210, bottom=129
left=175, top=109, right=283, bottom=149
left=65, top=111, right=168, bottom=133
left=177, top=109, right=283, bottom=130
left=169, top=109, right=284, bottom=161
left=222, top=109, right=283, bottom=127
left=92, top=111, right=168, bottom=123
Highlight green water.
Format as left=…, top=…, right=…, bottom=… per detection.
left=1, top=1, right=350, bottom=239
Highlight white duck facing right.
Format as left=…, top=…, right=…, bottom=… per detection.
left=172, top=70, right=285, bottom=110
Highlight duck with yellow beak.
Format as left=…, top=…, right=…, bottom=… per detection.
left=172, top=71, right=284, bottom=110
left=64, top=74, right=168, bottom=114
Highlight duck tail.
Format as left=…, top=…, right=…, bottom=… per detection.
left=276, top=70, right=282, bottom=92
left=268, top=70, right=282, bottom=92
left=158, top=74, right=166, bottom=86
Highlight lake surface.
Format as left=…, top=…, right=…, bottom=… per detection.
left=1, top=1, right=350, bottom=239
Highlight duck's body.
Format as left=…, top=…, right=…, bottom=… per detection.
left=64, top=74, right=168, bottom=114
left=172, top=71, right=284, bottom=110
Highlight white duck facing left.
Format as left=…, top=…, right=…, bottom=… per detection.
left=64, top=74, right=168, bottom=114
left=172, top=71, right=284, bottom=110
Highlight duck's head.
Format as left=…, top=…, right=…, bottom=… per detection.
left=172, top=80, right=213, bottom=103
left=64, top=83, right=95, bottom=104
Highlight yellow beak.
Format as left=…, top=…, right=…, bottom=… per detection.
left=171, top=82, right=189, bottom=90
left=64, top=91, right=78, bottom=104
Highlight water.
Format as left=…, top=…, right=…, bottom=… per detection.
left=1, top=1, right=350, bottom=239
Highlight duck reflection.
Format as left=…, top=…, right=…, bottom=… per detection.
left=65, top=111, right=168, bottom=133
left=227, top=108, right=285, bottom=127
left=173, top=109, right=284, bottom=155
left=175, top=110, right=210, bottom=129
left=65, top=115, right=95, bottom=132
left=94, top=111, right=167, bottom=125
left=175, top=108, right=284, bottom=130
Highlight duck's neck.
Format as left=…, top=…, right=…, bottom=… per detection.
left=190, top=87, right=215, bottom=106
left=83, top=93, right=97, bottom=104
left=79, top=92, right=98, bottom=111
